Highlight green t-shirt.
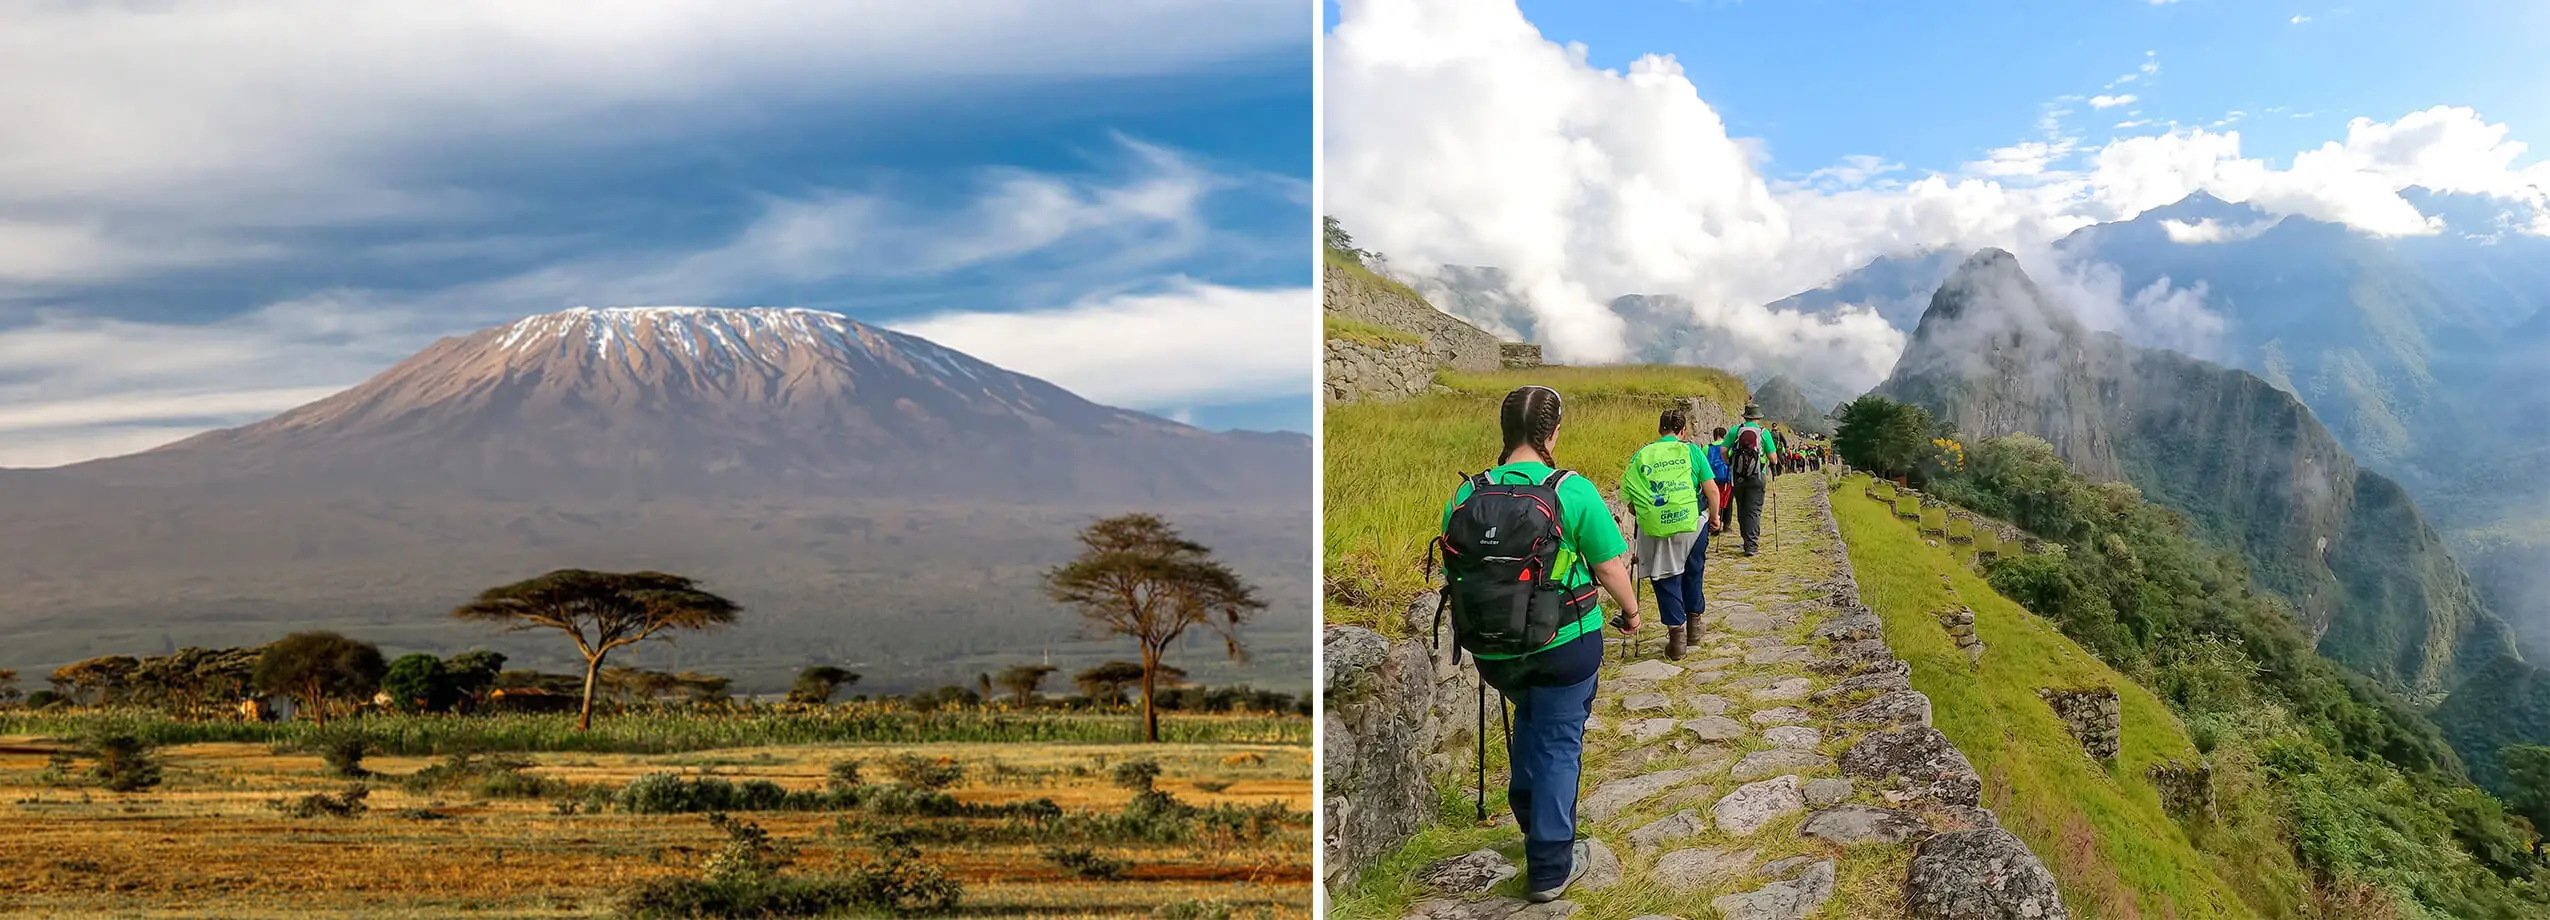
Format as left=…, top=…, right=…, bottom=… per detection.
left=1440, top=460, right=1628, bottom=659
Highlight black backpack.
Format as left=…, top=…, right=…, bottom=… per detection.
left=1729, top=427, right=1769, bottom=484
left=1429, top=468, right=1598, bottom=660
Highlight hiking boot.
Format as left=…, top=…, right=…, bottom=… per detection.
left=1527, top=839, right=1592, bottom=903
left=1664, top=624, right=1687, bottom=659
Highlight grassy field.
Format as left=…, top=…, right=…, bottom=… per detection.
left=0, top=728, right=1310, bottom=918
left=1323, top=364, right=1748, bottom=635
left=1831, top=473, right=2280, bottom=920
left=0, top=708, right=1307, bottom=755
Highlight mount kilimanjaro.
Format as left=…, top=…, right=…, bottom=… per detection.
left=0, top=307, right=1311, bottom=693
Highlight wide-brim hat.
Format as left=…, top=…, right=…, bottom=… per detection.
left=1742, top=403, right=1763, bottom=420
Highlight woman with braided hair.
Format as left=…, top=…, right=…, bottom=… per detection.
left=1437, top=385, right=1641, bottom=902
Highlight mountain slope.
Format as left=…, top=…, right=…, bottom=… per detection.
left=1747, top=374, right=1830, bottom=436
left=57, top=307, right=1294, bottom=504
left=1876, top=251, right=2515, bottom=695
left=0, top=307, right=1311, bottom=693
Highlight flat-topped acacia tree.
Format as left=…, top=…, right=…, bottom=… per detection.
left=453, top=569, right=741, bottom=731
left=1046, top=514, right=1263, bottom=742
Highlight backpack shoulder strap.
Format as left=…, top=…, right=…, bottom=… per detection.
left=1540, top=468, right=1575, bottom=489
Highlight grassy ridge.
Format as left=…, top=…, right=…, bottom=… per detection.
left=1325, top=247, right=1432, bottom=305
left=0, top=708, right=1309, bottom=754
left=1326, top=316, right=1424, bottom=349
left=1323, top=365, right=1747, bottom=635
left=1833, top=473, right=2284, bottom=919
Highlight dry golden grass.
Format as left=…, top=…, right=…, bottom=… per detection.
left=0, top=737, right=1309, bottom=918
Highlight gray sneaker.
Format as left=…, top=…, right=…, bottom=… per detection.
left=1526, top=839, right=1592, bottom=903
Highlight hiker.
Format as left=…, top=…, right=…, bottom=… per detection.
left=1707, top=426, right=1735, bottom=527
left=1716, top=403, right=1780, bottom=555
left=1621, top=408, right=1722, bottom=660
left=1434, top=385, right=1641, bottom=903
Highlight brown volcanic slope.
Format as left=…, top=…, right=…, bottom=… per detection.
left=0, top=308, right=1312, bottom=693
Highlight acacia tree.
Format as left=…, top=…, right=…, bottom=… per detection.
left=50, top=656, right=140, bottom=707
left=252, top=632, right=387, bottom=726
left=453, top=570, right=740, bottom=731
left=0, top=668, right=19, bottom=704
left=789, top=666, right=859, bottom=704
left=994, top=665, right=1057, bottom=708
left=1073, top=661, right=1147, bottom=707
left=1046, top=514, right=1264, bottom=742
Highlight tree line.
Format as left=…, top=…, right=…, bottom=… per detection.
left=2, top=513, right=1293, bottom=741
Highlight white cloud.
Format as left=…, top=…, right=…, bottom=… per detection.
left=1323, top=0, right=2550, bottom=391
left=2091, top=94, right=2139, bottom=109
left=0, top=298, right=438, bottom=467
left=1795, top=155, right=1906, bottom=191
left=0, top=0, right=1301, bottom=287
left=2160, top=217, right=2277, bottom=243
left=888, top=282, right=1315, bottom=413
left=647, top=138, right=1224, bottom=294
left=2089, top=108, right=2550, bottom=234
left=2292, top=15, right=2313, bottom=24
left=1966, top=141, right=2080, bottom=179
left=2025, top=249, right=2225, bottom=359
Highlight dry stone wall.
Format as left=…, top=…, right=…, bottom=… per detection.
left=1327, top=339, right=1434, bottom=404
left=2038, top=688, right=2121, bottom=761
left=1321, top=597, right=1485, bottom=899
left=1809, top=485, right=2071, bottom=919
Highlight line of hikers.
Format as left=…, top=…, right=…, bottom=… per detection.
left=1431, top=388, right=1797, bottom=902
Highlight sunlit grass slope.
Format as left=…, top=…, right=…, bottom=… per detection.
left=1831, top=473, right=2278, bottom=920
left=1324, top=364, right=1747, bottom=635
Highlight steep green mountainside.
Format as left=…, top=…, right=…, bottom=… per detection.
left=1831, top=475, right=2266, bottom=919
left=1855, top=435, right=2550, bottom=917
left=1876, top=250, right=2515, bottom=697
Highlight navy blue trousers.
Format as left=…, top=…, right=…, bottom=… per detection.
left=1650, top=526, right=1710, bottom=627
left=1477, top=630, right=1602, bottom=891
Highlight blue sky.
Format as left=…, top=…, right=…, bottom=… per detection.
left=1323, top=0, right=2550, bottom=385
left=0, top=2, right=1313, bottom=467
left=1329, top=0, right=2549, bottom=190
left=1521, top=0, right=2549, bottom=183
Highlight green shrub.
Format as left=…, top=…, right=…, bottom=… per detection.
left=614, top=820, right=961, bottom=919
left=270, top=785, right=369, bottom=819
left=1154, top=900, right=1237, bottom=920
left=825, top=759, right=862, bottom=791
left=614, top=772, right=865, bottom=815
left=86, top=733, right=163, bottom=792
left=303, top=727, right=372, bottom=778
left=1042, top=845, right=1128, bottom=880
left=879, top=752, right=963, bottom=790
left=1110, top=758, right=1161, bottom=793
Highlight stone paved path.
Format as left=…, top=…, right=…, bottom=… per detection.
left=1404, top=472, right=2049, bottom=920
